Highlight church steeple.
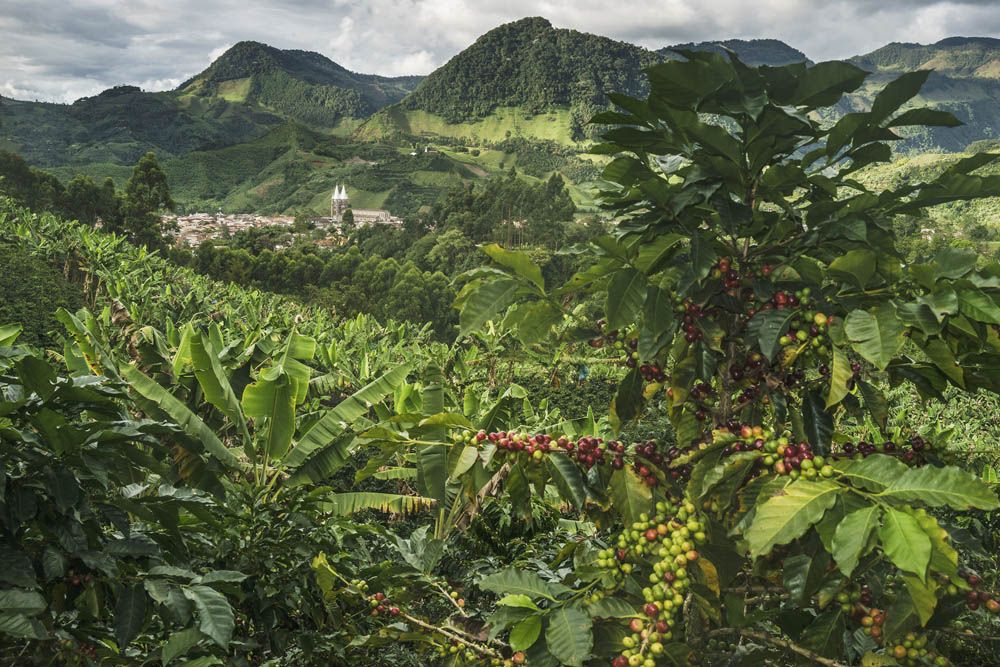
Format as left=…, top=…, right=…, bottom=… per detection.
left=331, top=183, right=349, bottom=217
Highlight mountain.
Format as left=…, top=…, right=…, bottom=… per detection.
left=179, top=41, right=423, bottom=127
left=401, top=17, right=659, bottom=119
left=360, top=17, right=664, bottom=142
left=0, top=85, right=280, bottom=167
left=0, top=42, right=422, bottom=169
left=852, top=37, right=1000, bottom=78
left=845, top=37, right=1000, bottom=152
left=5, top=19, right=1000, bottom=218
left=663, top=38, right=809, bottom=66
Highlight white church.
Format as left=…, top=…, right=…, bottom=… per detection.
left=329, top=183, right=402, bottom=228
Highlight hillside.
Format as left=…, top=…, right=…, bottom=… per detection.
left=361, top=17, right=664, bottom=142
left=159, top=123, right=487, bottom=216
left=663, top=38, right=809, bottom=65
left=0, top=86, right=281, bottom=167
left=845, top=38, right=1000, bottom=152
left=0, top=42, right=422, bottom=170
left=6, top=19, right=1000, bottom=217
left=853, top=37, right=1000, bottom=78
left=856, top=146, right=1000, bottom=259
left=178, top=41, right=423, bottom=128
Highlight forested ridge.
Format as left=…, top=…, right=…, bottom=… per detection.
left=399, top=17, right=661, bottom=121
left=180, top=41, right=423, bottom=126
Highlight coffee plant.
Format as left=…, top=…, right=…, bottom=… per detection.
left=0, top=327, right=243, bottom=665
left=451, top=53, right=1000, bottom=664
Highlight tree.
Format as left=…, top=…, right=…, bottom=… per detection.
left=340, top=207, right=356, bottom=238
left=0, top=150, right=66, bottom=213
left=455, top=54, right=1000, bottom=665
left=64, top=175, right=102, bottom=226
left=98, top=177, right=122, bottom=229
left=119, top=151, right=174, bottom=249
left=425, top=228, right=476, bottom=273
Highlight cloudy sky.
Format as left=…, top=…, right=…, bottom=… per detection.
left=2, top=0, right=1000, bottom=103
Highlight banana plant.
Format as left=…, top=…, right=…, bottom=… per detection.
left=56, top=313, right=416, bottom=506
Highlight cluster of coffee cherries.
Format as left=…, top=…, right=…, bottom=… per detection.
left=838, top=576, right=954, bottom=663
left=687, top=382, right=714, bottom=422
left=679, top=300, right=707, bottom=344
left=619, top=335, right=641, bottom=370
left=719, top=425, right=835, bottom=479
left=367, top=590, right=400, bottom=618
left=754, top=287, right=810, bottom=316
left=487, top=430, right=624, bottom=471
left=836, top=583, right=874, bottom=613
left=777, top=309, right=832, bottom=359
left=767, top=438, right=832, bottom=479
left=710, top=257, right=744, bottom=291
left=488, top=430, right=552, bottom=463
left=585, top=322, right=670, bottom=381
left=596, top=501, right=705, bottom=667
left=859, top=604, right=887, bottom=641
left=724, top=354, right=771, bottom=409
left=639, top=362, right=667, bottom=383
left=959, top=569, right=1000, bottom=613
left=833, top=434, right=933, bottom=464
left=634, top=440, right=694, bottom=484
left=587, top=322, right=643, bottom=369
left=889, top=632, right=951, bottom=666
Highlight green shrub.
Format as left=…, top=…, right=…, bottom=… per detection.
left=0, top=242, right=83, bottom=347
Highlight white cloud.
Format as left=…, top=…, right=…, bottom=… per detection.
left=1, top=0, right=999, bottom=103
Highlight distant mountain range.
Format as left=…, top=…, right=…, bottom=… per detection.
left=179, top=41, right=422, bottom=126
left=2, top=17, right=999, bottom=215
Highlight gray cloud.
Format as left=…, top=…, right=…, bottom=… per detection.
left=1, top=0, right=999, bottom=103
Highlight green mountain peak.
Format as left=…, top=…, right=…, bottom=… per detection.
left=664, top=38, right=809, bottom=66
left=179, top=41, right=422, bottom=125
left=854, top=37, right=1000, bottom=78
left=370, top=15, right=659, bottom=139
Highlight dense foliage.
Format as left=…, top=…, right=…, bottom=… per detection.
left=0, top=243, right=83, bottom=347
left=1, top=197, right=637, bottom=664
left=399, top=17, right=661, bottom=130
left=0, top=149, right=175, bottom=249
left=454, top=54, right=1000, bottom=665
left=2, top=45, right=1000, bottom=667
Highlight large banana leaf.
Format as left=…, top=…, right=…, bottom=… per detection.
left=318, top=492, right=436, bottom=516
left=285, top=433, right=358, bottom=486
left=242, top=367, right=296, bottom=460
left=0, top=324, right=21, bottom=346
left=189, top=330, right=250, bottom=444
left=57, top=309, right=119, bottom=379
left=239, top=331, right=317, bottom=462
left=276, top=330, right=316, bottom=404
left=172, top=323, right=194, bottom=378
left=121, top=363, right=240, bottom=469
left=283, top=364, right=410, bottom=468
left=416, top=364, right=449, bottom=507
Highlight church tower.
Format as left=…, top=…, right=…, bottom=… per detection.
left=331, top=184, right=349, bottom=217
